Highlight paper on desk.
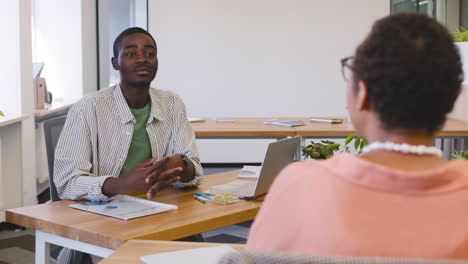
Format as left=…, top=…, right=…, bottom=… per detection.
left=141, top=245, right=237, bottom=264
left=188, top=117, right=205, bottom=123
left=238, top=165, right=262, bottom=179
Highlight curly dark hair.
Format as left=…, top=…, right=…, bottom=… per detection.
left=353, top=12, right=463, bottom=134
left=113, top=27, right=156, bottom=58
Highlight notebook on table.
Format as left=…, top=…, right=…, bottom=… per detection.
left=206, top=136, right=301, bottom=199
left=264, top=120, right=305, bottom=127
left=69, top=195, right=177, bottom=220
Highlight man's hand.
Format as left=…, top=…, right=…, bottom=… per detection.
left=145, top=156, right=189, bottom=198
left=102, top=156, right=182, bottom=197
left=162, top=154, right=196, bottom=183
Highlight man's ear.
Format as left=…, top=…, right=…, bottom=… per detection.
left=356, top=80, right=370, bottom=111
left=111, top=57, right=119, bottom=70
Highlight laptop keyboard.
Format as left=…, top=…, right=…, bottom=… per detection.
left=207, top=180, right=256, bottom=197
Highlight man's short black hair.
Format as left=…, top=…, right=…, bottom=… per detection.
left=353, top=12, right=463, bottom=134
left=113, top=27, right=156, bottom=57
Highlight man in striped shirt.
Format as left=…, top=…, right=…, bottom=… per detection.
left=53, top=27, right=204, bottom=263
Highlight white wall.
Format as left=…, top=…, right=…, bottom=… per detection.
left=81, top=0, right=98, bottom=96
left=149, top=0, right=389, bottom=118
left=0, top=1, right=22, bottom=116
left=98, top=0, right=147, bottom=89
left=32, top=0, right=97, bottom=99
left=148, top=0, right=389, bottom=162
left=0, top=0, right=36, bottom=221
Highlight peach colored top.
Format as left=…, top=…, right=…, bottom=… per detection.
left=247, top=153, right=468, bottom=259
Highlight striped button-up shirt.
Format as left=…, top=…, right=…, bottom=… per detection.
left=54, top=84, right=204, bottom=201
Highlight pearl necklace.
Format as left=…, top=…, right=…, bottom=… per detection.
left=362, top=141, right=443, bottom=158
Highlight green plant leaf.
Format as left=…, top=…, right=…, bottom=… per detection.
left=359, top=139, right=366, bottom=150
left=303, top=140, right=341, bottom=159
left=452, top=150, right=468, bottom=159
left=0, top=111, right=3, bottom=117
left=454, top=27, right=468, bottom=42
left=345, top=135, right=354, bottom=145
left=354, top=137, right=361, bottom=150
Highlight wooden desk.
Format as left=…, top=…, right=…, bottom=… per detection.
left=192, top=117, right=468, bottom=138
left=191, top=118, right=297, bottom=138
left=6, top=170, right=260, bottom=264
left=192, top=118, right=468, bottom=159
left=438, top=118, right=468, bottom=137
left=100, top=240, right=245, bottom=264
left=0, top=114, right=30, bottom=128
left=34, top=101, right=73, bottom=118
left=0, top=114, right=31, bottom=221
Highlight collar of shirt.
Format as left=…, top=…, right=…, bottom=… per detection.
left=114, top=83, right=165, bottom=124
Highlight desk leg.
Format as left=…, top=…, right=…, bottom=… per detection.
left=35, top=230, right=114, bottom=263
left=35, top=231, right=50, bottom=264
left=297, top=136, right=305, bottom=161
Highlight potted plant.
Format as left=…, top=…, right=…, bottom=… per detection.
left=302, top=140, right=340, bottom=159
left=344, top=134, right=368, bottom=154
left=452, top=150, right=468, bottom=160
left=454, top=27, right=468, bottom=42
left=302, top=134, right=368, bottom=160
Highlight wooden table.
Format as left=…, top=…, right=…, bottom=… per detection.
left=191, top=117, right=468, bottom=138
left=0, top=114, right=31, bottom=221
left=6, top=170, right=260, bottom=264
left=192, top=118, right=468, bottom=157
left=191, top=117, right=297, bottom=138
left=100, top=240, right=245, bottom=264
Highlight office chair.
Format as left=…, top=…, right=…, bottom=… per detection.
left=43, top=115, right=67, bottom=202
left=218, top=251, right=468, bottom=264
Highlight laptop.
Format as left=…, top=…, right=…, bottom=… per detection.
left=206, top=136, right=301, bottom=199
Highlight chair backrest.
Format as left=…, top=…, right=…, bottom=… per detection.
left=218, top=251, right=468, bottom=264
left=43, top=115, right=67, bottom=202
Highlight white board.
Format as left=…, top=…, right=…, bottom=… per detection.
left=148, top=0, right=389, bottom=162
left=149, top=0, right=389, bottom=118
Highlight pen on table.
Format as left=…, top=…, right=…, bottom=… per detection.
left=192, top=194, right=208, bottom=203
left=195, top=191, right=212, bottom=200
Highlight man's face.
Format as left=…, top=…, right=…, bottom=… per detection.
left=112, top=33, right=158, bottom=87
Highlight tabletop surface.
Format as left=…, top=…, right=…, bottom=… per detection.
left=99, top=240, right=246, bottom=264
left=6, top=170, right=261, bottom=250
left=191, top=117, right=468, bottom=137
left=0, top=114, right=30, bottom=128
left=191, top=117, right=298, bottom=137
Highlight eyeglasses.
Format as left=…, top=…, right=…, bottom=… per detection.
left=341, top=56, right=355, bottom=82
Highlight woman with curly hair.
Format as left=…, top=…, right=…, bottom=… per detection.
left=247, top=13, right=468, bottom=259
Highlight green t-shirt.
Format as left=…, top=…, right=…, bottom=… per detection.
left=120, top=104, right=152, bottom=176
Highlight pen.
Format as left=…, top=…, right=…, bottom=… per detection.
left=192, top=194, right=207, bottom=203
left=195, top=191, right=212, bottom=200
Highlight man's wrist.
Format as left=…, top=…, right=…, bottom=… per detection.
left=179, top=154, right=196, bottom=182
left=102, top=177, right=121, bottom=196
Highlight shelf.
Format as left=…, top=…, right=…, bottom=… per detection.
left=0, top=114, right=30, bottom=128
left=34, top=101, right=74, bottom=118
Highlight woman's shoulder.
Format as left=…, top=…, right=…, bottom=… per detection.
left=281, top=153, right=355, bottom=175
left=272, top=153, right=354, bottom=189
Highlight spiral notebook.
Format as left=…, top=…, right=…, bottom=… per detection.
left=69, top=195, right=177, bottom=220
